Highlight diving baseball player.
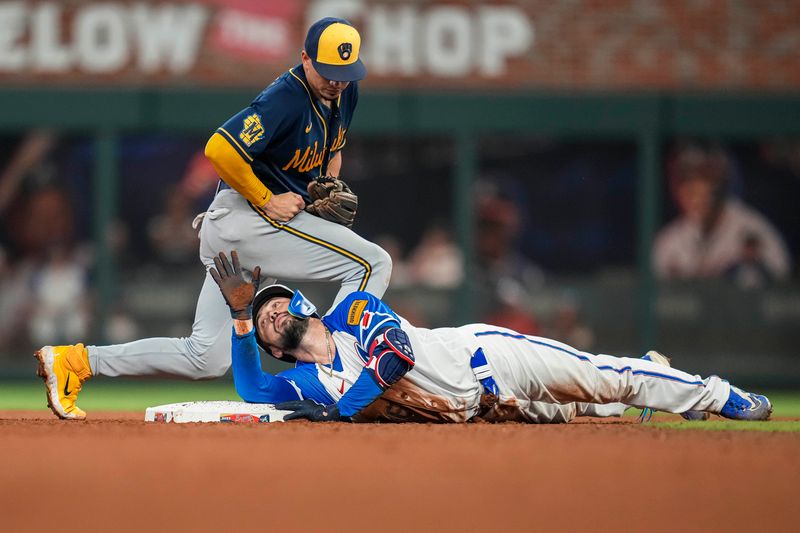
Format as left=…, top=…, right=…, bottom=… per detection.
left=35, top=18, right=392, bottom=420
left=211, top=251, right=773, bottom=424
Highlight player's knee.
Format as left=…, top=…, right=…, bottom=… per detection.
left=347, top=243, right=392, bottom=293
left=184, top=335, right=231, bottom=379
left=192, top=359, right=230, bottom=380
left=372, top=245, right=393, bottom=276
left=366, top=327, right=415, bottom=388
left=367, top=245, right=392, bottom=290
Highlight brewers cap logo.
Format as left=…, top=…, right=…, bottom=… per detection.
left=306, top=18, right=366, bottom=81
left=338, top=43, right=352, bottom=61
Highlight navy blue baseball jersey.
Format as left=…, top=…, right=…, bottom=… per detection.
left=216, top=65, right=358, bottom=202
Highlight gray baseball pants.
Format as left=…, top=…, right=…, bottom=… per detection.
left=88, top=189, right=392, bottom=378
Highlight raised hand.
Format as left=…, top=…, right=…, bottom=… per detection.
left=208, top=251, right=261, bottom=320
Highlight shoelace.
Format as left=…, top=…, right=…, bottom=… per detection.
left=638, top=407, right=655, bottom=423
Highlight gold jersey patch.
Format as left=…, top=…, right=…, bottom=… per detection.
left=347, top=299, right=368, bottom=325
left=239, top=113, right=265, bottom=146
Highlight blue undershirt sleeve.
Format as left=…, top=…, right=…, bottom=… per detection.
left=231, top=328, right=302, bottom=403
left=337, top=369, right=384, bottom=418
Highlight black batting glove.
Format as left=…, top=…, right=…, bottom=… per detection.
left=275, top=399, right=349, bottom=422
left=208, top=251, right=261, bottom=320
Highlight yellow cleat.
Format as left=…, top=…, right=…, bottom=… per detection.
left=34, top=344, right=92, bottom=420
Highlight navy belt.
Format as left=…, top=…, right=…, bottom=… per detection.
left=470, top=348, right=499, bottom=396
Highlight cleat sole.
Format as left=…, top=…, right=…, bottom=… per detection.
left=680, top=410, right=710, bottom=421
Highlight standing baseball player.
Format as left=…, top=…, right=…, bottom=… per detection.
left=35, top=18, right=392, bottom=420
left=209, top=251, right=772, bottom=424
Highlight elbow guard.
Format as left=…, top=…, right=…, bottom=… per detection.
left=365, top=327, right=415, bottom=389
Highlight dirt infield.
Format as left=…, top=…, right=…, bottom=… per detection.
left=2, top=412, right=797, bottom=533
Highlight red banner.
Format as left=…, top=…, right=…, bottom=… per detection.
left=0, top=0, right=797, bottom=89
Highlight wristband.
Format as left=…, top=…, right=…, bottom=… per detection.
left=230, top=305, right=253, bottom=321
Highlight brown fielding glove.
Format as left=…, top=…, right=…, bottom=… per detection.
left=305, top=176, right=358, bottom=227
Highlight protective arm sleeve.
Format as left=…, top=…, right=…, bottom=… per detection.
left=205, top=132, right=272, bottom=206
left=231, top=328, right=302, bottom=403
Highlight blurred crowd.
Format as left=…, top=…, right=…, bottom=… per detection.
left=0, top=132, right=798, bottom=361
left=653, top=141, right=792, bottom=288
left=0, top=133, right=89, bottom=354
left=0, top=133, right=217, bottom=356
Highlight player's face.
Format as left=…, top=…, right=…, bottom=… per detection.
left=256, top=297, right=310, bottom=359
left=301, top=50, right=350, bottom=103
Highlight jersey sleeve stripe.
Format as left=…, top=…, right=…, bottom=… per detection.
left=361, top=314, right=398, bottom=346
left=217, top=127, right=254, bottom=163
left=248, top=203, right=372, bottom=292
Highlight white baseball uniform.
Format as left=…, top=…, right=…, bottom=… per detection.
left=246, top=291, right=732, bottom=423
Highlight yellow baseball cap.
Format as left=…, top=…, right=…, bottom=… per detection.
left=304, top=17, right=366, bottom=82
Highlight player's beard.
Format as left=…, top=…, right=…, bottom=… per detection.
left=279, top=316, right=310, bottom=352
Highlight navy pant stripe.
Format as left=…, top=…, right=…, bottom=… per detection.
left=474, top=330, right=704, bottom=386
